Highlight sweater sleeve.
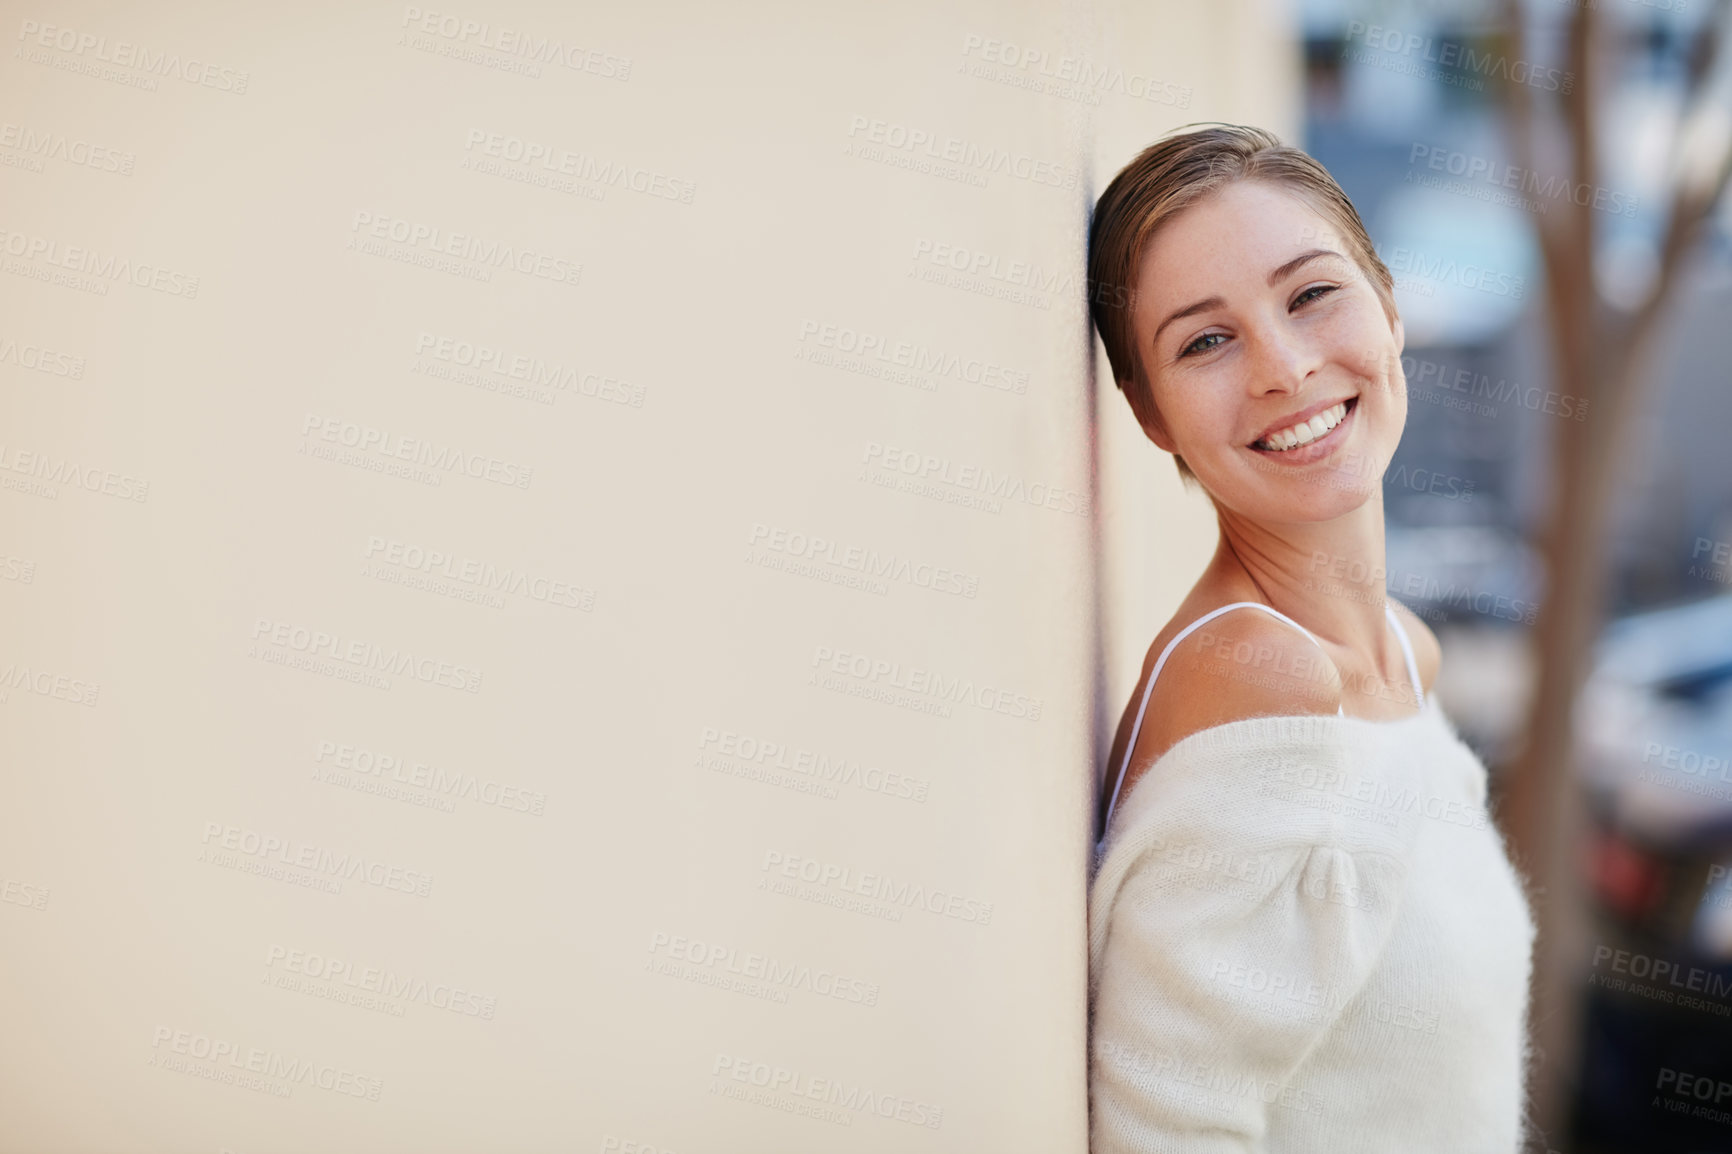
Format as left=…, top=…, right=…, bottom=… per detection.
left=1088, top=833, right=1408, bottom=1154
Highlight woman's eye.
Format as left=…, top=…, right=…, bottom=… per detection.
left=1293, top=284, right=1338, bottom=308
left=1180, top=332, right=1227, bottom=358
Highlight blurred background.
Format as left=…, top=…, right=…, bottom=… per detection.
left=1295, top=0, right=1732, bottom=1149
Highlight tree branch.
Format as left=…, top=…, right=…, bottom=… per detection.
left=1613, top=1, right=1732, bottom=394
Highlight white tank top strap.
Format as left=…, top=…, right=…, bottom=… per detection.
left=1383, top=601, right=1426, bottom=708
left=1097, top=602, right=1333, bottom=855
left=1096, top=600, right=1428, bottom=856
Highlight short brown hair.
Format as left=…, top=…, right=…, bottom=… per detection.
left=1086, top=124, right=1395, bottom=483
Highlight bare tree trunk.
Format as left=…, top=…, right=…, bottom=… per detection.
left=1501, top=331, right=1614, bottom=1149
left=1493, top=2, right=1732, bottom=1147
left=1496, top=6, right=1602, bottom=1138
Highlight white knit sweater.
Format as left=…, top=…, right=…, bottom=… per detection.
left=1088, top=699, right=1536, bottom=1153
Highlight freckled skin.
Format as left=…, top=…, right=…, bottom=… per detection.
left=1130, top=181, right=1407, bottom=523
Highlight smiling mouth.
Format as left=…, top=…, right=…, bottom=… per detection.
left=1251, top=397, right=1357, bottom=453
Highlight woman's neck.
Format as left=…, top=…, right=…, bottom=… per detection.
left=1210, top=494, right=1392, bottom=658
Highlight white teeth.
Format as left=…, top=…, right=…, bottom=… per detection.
left=1256, top=401, right=1350, bottom=452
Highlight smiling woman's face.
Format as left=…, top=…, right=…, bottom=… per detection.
left=1129, top=180, right=1407, bottom=523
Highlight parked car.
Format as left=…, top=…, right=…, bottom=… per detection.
left=1570, top=593, right=1732, bottom=1152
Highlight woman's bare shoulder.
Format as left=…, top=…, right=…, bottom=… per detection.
left=1116, top=604, right=1343, bottom=801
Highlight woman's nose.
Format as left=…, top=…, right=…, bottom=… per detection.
left=1246, top=324, right=1320, bottom=395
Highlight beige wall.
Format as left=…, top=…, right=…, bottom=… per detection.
left=0, top=1, right=1294, bottom=1150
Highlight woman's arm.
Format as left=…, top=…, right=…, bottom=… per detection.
left=1090, top=836, right=1408, bottom=1152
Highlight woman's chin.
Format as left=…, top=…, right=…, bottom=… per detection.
left=1241, top=431, right=1392, bottom=512
left=1207, top=466, right=1380, bottom=523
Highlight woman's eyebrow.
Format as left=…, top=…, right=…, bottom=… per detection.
left=1150, top=248, right=1348, bottom=350
left=1150, top=295, right=1224, bottom=348
left=1266, top=248, right=1344, bottom=286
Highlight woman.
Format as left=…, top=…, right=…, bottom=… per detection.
left=1085, top=124, right=1537, bottom=1153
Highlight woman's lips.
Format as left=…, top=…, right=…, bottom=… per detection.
left=1247, top=396, right=1358, bottom=465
